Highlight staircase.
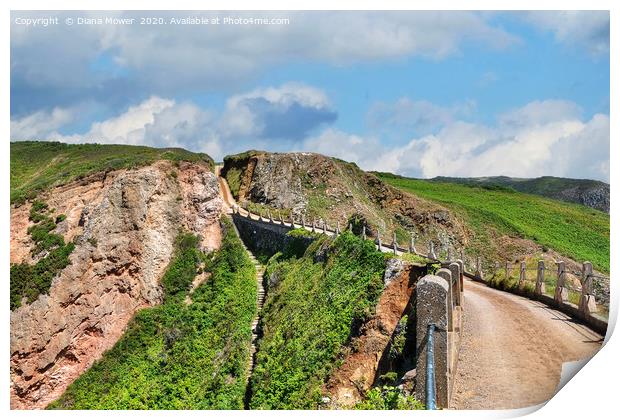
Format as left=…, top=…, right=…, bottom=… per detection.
left=244, top=244, right=266, bottom=382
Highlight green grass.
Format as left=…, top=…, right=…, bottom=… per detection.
left=48, top=218, right=256, bottom=409
left=378, top=174, right=609, bottom=273
left=11, top=141, right=214, bottom=204
left=249, top=232, right=386, bottom=409
left=10, top=200, right=74, bottom=310
left=354, top=386, right=424, bottom=410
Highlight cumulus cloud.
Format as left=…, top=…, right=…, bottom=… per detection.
left=367, top=97, right=476, bottom=137
left=11, top=83, right=339, bottom=161
left=523, top=11, right=609, bottom=54
left=11, top=89, right=609, bottom=182
left=221, top=83, right=337, bottom=140
left=11, top=11, right=519, bottom=115
left=10, top=107, right=73, bottom=139
left=305, top=99, right=610, bottom=182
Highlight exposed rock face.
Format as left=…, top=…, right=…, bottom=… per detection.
left=556, top=184, right=609, bottom=213
left=10, top=161, right=222, bottom=409
left=324, top=259, right=424, bottom=408
left=222, top=151, right=467, bottom=251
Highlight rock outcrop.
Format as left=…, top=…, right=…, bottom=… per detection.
left=324, top=259, right=424, bottom=408
left=10, top=161, right=222, bottom=409
left=222, top=151, right=467, bottom=252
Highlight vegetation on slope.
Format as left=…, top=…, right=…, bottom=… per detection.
left=431, top=175, right=609, bottom=213
left=221, top=151, right=462, bottom=249
left=48, top=218, right=256, bottom=409
left=10, top=141, right=214, bottom=204
left=249, top=231, right=386, bottom=409
left=10, top=200, right=74, bottom=310
left=378, top=173, right=610, bottom=272
left=354, top=386, right=424, bottom=410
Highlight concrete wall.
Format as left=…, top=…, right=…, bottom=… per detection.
left=232, top=213, right=315, bottom=257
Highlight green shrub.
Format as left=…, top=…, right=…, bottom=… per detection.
left=354, top=386, right=424, bottom=410
left=48, top=219, right=256, bottom=409
left=10, top=201, right=74, bottom=310
left=249, top=232, right=385, bottom=409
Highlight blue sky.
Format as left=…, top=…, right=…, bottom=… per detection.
left=10, top=11, right=610, bottom=181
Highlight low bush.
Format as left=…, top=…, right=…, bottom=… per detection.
left=354, top=386, right=424, bottom=410
left=249, top=232, right=385, bottom=409
left=10, top=201, right=74, bottom=310
left=48, top=218, right=256, bottom=409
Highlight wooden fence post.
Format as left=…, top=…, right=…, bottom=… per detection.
left=535, top=260, right=546, bottom=295
left=578, top=262, right=597, bottom=315
left=554, top=261, right=568, bottom=303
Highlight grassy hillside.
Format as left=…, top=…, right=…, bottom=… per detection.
left=249, top=231, right=386, bottom=409
left=11, top=141, right=214, bottom=204
left=378, top=173, right=610, bottom=273
left=49, top=218, right=256, bottom=409
left=432, top=175, right=609, bottom=212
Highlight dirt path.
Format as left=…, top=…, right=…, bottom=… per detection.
left=215, top=165, right=236, bottom=211
left=451, top=279, right=602, bottom=409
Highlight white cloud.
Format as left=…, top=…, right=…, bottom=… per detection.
left=82, top=97, right=175, bottom=145
left=11, top=11, right=519, bottom=100
left=11, top=83, right=338, bottom=161
left=10, top=107, right=73, bottom=139
left=523, top=11, right=609, bottom=54
left=219, top=83, right=336, bottom=139
left=11, top=92, right=609, bottom=182
left=367, top=97, right=476, bottom=136
left=305, top=99, right=609, bottom=182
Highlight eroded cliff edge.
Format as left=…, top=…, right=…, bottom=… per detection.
left=10, top=161, right=222, bottom=409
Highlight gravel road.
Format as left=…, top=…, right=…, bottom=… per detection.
left=451, top=279, right=603, bottom=409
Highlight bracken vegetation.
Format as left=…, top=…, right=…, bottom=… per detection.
left=378, top=173, right=610, bottom=273
left=354, top=386, right=424, bottom=410
left=11, top=141, right=214, bottom=204
left=48, top=218, right=256, bottom=409
left=10, top=200, right=74, bottom=310
left=248, top=231, right=386, bottom=409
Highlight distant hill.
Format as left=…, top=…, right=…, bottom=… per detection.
left=429, top=176, right=609, bottom=213
left=376, top=172, right=609, bottom=272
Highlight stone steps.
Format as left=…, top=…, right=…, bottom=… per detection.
left=241, top=245, right=266, bottom=384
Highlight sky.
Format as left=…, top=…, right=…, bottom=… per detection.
left=10, top=11, right=610, bottom=181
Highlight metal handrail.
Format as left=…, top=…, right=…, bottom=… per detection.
left=426, top=323, right=436, bottom=410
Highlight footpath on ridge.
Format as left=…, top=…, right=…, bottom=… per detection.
left=215, top=165, right=603, bottom=410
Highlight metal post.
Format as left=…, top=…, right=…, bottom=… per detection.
left=362, top=225, right=366, bottom=240
left=335, top=221, right=340, bottom=235
left=377, top=236, right=382, bottom=251
left=426, top=323, right=436, bottom=410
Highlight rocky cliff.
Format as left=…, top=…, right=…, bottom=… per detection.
left=10, top=160, right=222, bottom=409
left=222, top=151, right=467, bottom=252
